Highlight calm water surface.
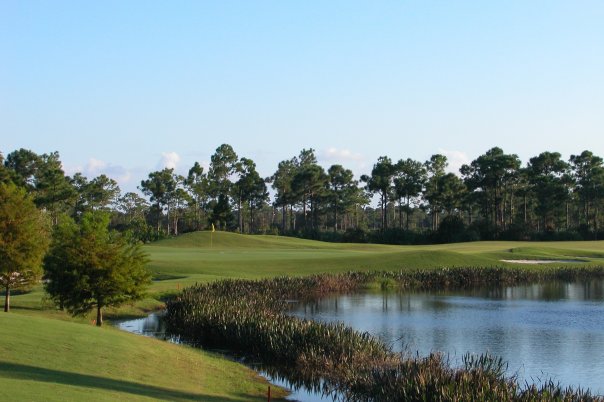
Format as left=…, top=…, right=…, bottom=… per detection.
left=118, top=280, right=604, bottom=400
left=291, top=280, right=604, bottom=395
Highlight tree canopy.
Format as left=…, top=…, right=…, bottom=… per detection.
left=0, top=183, right=50, bottom=312
left=44, top=212, right=150, bottom=326
left=3, top=144, right=604, bottom=245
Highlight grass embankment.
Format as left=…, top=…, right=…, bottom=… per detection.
left=0, top=313, right=285, bottom=401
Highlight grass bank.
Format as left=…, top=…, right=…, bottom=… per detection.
left=0, top=313, right=286, bottom=401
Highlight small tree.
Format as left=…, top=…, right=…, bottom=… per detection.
left=44, top=212, right=150, bottom=326
left=0, top=183, right=50, bottom=312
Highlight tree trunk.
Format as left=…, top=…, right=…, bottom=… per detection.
left=302, top=196, right=307, bottom=229
left=96, top=304, right=103, bottom=327
left=595, top=206, right=599, bottom=240
left=157, top=201, right=162, bottom=234
left=4, top=285, right=9, bottom=312
left=334, top=204, right=338, bottom=232
left=381, top=192, right=387, bottom=231
left=238, top=195, right=243, bottom=233
left=167, top=205, right=171, bottom=235
left=249, top=203, right=254, bottom=233
left=523, top=195, right=527, bottom=224
left=398, top=200, right=403, bottom=229
left=406, top=197, right=411, bottom=230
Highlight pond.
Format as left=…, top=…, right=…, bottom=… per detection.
left=291, top=280, right=604, bottom=396
left=118, top=279, right=604, bottom=400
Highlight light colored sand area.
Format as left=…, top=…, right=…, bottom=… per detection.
left=501, top=259, right=584, bottom=264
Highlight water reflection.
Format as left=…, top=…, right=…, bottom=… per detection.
left=291, top=280, right=604, bottom=395
left=118, top=280, right=604, bottom=399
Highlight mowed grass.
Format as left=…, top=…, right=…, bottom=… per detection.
left=146, top=231, right=604, bottom=293
left=0, top=313, right=285, bottom=401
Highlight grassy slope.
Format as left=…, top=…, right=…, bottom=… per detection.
left=5, top=231, right=604, bottom=401
left=146, top=231, right=604, bottom=293
left=0, top=313, right=286, bottom=401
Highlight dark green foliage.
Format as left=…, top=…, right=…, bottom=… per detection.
left=3, top=144, right=604, bottom=243
left=435, top=215, right=469, bottom=243
left=139, top=168, right=179, bottom=234
left=209, top=194, right=235, bottom=230
left=361, top=156, right=395, bottom=230
left=43, top=212, right=151, bottom=325
left=166, top=268, right=604, bottom=400
left=0, top=183, right=50, bottom=311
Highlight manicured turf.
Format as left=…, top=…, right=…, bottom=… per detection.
left=0, top=313, right=285, bottom=401
left=146, top=231, right=604, bottom=293
left=4, top=231, right=604, bottom=401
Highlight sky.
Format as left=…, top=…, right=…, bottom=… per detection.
left=2, top=1, right=603, bottom=193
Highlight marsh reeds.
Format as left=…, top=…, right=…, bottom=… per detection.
left=165, top=267, right=604, bottom=401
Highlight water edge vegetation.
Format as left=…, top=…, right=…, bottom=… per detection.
left=165, top=267, right=604, bottom=401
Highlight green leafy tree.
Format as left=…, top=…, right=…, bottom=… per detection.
left=139, top=168, right=177, bottom=234
left=208, top=144, right=239, bottom=229
left=424, top=154, right=448, bottom=230
left=72, top=173, right=120, bottom=216
left=234, top=158, right=268, bottom=233
left=115, top=192, right=151, bottom=241
left=460, top=147, right=521, bottom=233
left=361, top=156, right=395, bottom=231
left=327, top=165, right=357, bottom=232
left=168, top=184, right=190, bottom=235
left=0, top=183, right=50, bottom=312
left=208, top=144, right=238, bottom=198
left=34, top=152, right=76, bottom=224
left=292, top=156, right=327, bottom=231
left=438, top=173, right=466, bottom=215
left=85, top=174, right=121, bottom=211
left=4, top=148, right=41, bottom=190
left=570, top=150, right=604, bottom=233
left=117, top=192, right=149, bottom=223
left=0, top=152, right=11, bottom=184
left=271, top=158, right=298, bottom=232
left=44, top=212, right=150, bottom=326
left=185, top=162, right=209, bottom=230
left=5, top=150, right=75, bottom=225
left=393, top=158, right=427, bottom=230
left=526, top=152, right=571, bottom=232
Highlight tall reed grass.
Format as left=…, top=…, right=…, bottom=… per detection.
left=165, top=266, right=604, bottom=401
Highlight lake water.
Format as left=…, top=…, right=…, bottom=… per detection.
left=118, top=280, right=604, bottom=400
left=291, top=281, right=604, bottom=396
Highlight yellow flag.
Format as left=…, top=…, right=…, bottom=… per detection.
left=211, top=223, right=215, bottom=232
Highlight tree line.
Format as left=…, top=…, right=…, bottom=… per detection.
left=1, top=145, right=604, bottom=244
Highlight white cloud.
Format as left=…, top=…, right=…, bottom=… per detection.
left=63, top=158, right=133, bottom=187
left=320, top=147, right=365, bottom=163
left=86, top=158, right=108, bottom=175
left=158, top=152, right=181, bottom=170
left=104, top=165, right=132, bottom=185
left=438, top=149, right=471, bottom=174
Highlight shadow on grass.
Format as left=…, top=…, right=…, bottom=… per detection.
left=0, top=361, right=261, bottom=401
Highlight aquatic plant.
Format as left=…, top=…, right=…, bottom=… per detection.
left=165, top=267, right=604, bottom=401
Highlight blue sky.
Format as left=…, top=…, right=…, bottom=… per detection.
left=2, top=1, right=603, bottom=193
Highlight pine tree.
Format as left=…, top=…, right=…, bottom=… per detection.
left=0, top=183, right=50, bottom=312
